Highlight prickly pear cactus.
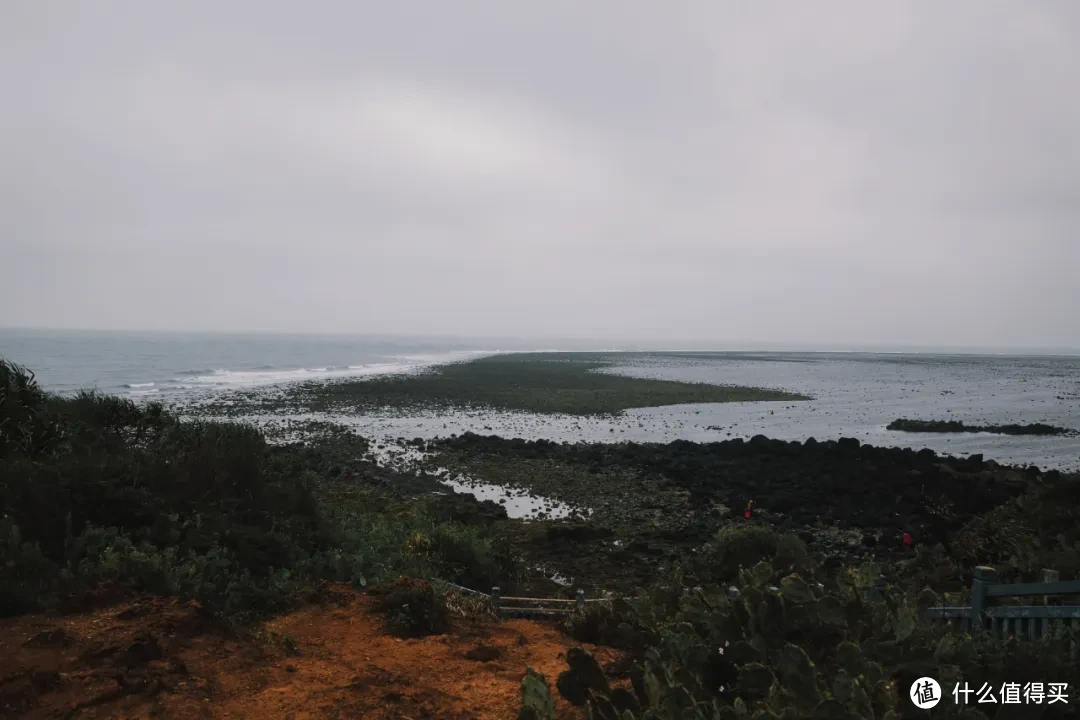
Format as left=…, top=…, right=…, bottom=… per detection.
left=814, top=595, right=847, bottom=628
left=586, top=689, right=621, bottom=720
left=736, top=662, right=776, bottom=697
left=854, top=562, right=880, bottom=590
left=831, top=673, right=873, bottom=718
left=541, top=523, right=1074, bottom=720
left=557, top=647, right=611, bottom=706
left=518, top=667, right=557, bottom=720
left=774, top=643, right=821, bottom=709
left=891, top=602, right=917, bottom=642
left=779, top=574, right=816, bottom=604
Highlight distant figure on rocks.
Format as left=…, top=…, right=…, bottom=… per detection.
left=902, top=532, right=913, bottom=547
left=744, top=499, right=754, bottom=520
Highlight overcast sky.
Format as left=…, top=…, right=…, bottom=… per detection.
left=2, top=2, right=1078, bottom=349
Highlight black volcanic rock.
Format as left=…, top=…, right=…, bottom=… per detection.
left=436, top=432, right=1034, bottom=546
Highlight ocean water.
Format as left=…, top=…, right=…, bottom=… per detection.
left=253, top=352, right=1080, bottom=472
left=0, top=328, right=502, bottom=400
left=2, top=330, right=1078, bottom=471
left=604, top=352, right=1080, bottom=470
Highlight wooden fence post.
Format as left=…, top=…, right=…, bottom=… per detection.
left=971, top=566, right=998, bottom=632
left=1041, top=568, right=1059, bottom=643
left=492, top=586, right=501, bottom=615
left=1041, top=569, right=1059, bottom=605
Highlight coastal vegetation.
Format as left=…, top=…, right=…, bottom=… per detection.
left=528, top=522, right=1080, bottom=719
left=0, top=359, right=515, bottom=624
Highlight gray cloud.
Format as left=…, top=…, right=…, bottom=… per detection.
left=2, top=1, right=1078, bottom=349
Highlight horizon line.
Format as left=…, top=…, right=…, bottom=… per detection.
left=2, top=324, right=1079, bottom=357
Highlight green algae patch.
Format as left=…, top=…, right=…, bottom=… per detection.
left=263, top=352, right=810, bottom=417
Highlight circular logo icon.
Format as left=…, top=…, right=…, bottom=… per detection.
left=910, top=677, right=942, bottom=709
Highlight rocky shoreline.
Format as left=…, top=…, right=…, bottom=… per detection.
left=370, top=430, right=1069, bottom=597
left=887, top=418, right=1076, bottom=436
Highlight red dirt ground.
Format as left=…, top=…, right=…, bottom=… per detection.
left=0, top=585, right=624, bottom=719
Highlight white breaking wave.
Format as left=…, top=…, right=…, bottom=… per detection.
left=157, top=350, right=498, bottom=392
left=121, top=349, right=505, bottom=400
left=180, top=363, right=411, bottom=387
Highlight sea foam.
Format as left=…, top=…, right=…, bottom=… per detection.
left=134, top=350, right=498, bottom=397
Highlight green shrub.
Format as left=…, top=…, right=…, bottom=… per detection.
left=0, top=358, right=520, bottom=622
left=0, top=359, right=58, bottom=457
left=371, top=578, right=449, bottom=637
left=694, top=525, right=812, bottom=584
left=427, top=520, right=519, bottom=590
left=0, top=518, right=63, bottom=616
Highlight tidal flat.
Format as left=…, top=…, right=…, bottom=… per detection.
left=189, top=352, right=809, bottom=418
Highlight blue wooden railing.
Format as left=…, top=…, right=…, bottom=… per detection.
left=923, top=566, right=1080, bottom=658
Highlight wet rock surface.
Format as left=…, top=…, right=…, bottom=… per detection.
left=888, top=419, right=1077, bottom=436
left=439, top=432, right=1032, bottom=536
left=423, top=432, right=1057, bottom=594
